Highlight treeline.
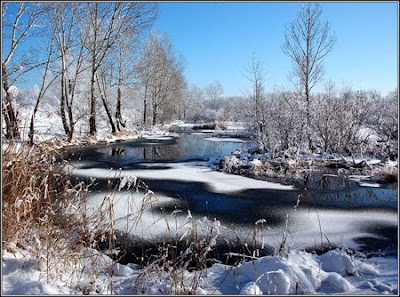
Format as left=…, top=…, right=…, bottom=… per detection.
left=182, top=82, right=398, bottom=155
left=2, top=2, right=189, bottom=143
left=243, top=85, right=398, bottom=155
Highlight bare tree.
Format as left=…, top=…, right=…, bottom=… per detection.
left=50, top=2, right=89, bottom=141
left=282, top=3, right=336, bottom=148
left=2, top=3, right=41, bottom=139
left=82, top=2, right=155, bottom=135
left=204, top=81, right=223, bottom=111
left=136, top=37, right=156, bottom=126
left=369, top=89, right=398, bottom=143
left=313, top=81, right=340, bottom=153
left=114, top=38, right=131, bottom=131
left=242, top=53, right=269, bottom=151
left=137, top=32, right=185, bottom=126
left=96, top=66, right=117, bottom=134
left=183, top=85, right=205, bottom=121
left=28, top=20, right=57, bottom=145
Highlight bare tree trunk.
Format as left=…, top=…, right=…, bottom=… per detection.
left=60, top=74, right=70, bottom=136
left=67, top=104, right=74, bottom=142
left=28, top=98, right=41, bottom=145
left=143, top=81, right=148, bottom=126
left=89, top=67, right=97, bottom=135
left=100, top=93, right=116, bottom=134
left=96, top=72, right=116, bottom=134
left=152, top=102, right=157, bottom=126
left=115, top=82, right=125, bottom=131
left=28, top=26, right=56, bottom=145
left=2, top=65, right=20, bottom=139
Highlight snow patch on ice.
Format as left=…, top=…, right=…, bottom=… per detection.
left=203, top=137, right=247, bottom=143
left=70, top=163, right=296, bottom=193
left=358, top=182, right=381, bottom=188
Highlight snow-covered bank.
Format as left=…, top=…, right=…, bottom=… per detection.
left=2, top=245, right=397, bottom=295
left=219, top=148, right=398, bottom=188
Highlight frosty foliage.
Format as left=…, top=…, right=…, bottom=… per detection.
left=7, top=85, right=19, bottom=97
left=118, top=176, right=138, bottom=191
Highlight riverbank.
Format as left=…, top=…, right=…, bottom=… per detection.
left=216, top=148, right=398, bottom=189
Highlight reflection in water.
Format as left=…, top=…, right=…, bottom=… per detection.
left=111, top=148, right=126, bottom=156
left=66, top=133, right=247, bottom=168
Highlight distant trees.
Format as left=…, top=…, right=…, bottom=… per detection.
left=136, top=32, right=186, bottom=126
left=183, top=85, right=205, bottom=122
left=368, top=88, right=398, bottom=143
left=205, top=81, right=223, bottom=110
left=282, top=3, right=336, bottom=148
left=242, top=54, right=269, bottom=151
left=312, top=81, right=340, bottom=153
left=272, top=90, right=307, bottom=153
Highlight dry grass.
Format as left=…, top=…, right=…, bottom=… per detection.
left=2, top=141, right=122, bottom=292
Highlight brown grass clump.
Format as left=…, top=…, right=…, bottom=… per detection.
left=2, top=142, right=62, bottom=247
left=1, top=141, right=119, bottom=292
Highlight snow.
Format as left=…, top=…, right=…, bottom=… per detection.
left=141, top=135, right=176, bottom=141
left=68, top=162, right=296, bottom=193
left=3, top=246, right=396, bottom=295
left=289, top=209, right=397, bottom=252
left=203, top=137, right=247, bottom=143
left=342, top=156, right=383, bottom=166
left=386, top=160, right=398, bottom=167
left=7, top=85, right=19, bottom=97
left=359, top=182, right=382, bottom=188
left=240, top=282, right=263, bottom=294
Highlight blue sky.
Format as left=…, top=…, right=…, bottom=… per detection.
left=153, top=1, right=398, bottom=96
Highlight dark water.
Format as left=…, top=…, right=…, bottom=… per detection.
left=66, top=132, right=245, bottom=168
left=64, top=132, right=398, bottom=266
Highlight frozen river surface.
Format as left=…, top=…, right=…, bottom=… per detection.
left=64, top=132, right=398, bottom=265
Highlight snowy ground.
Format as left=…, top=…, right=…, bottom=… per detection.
left=2, top=114, right=398, bottom=295
left=2, top=244, right=398, bottom=295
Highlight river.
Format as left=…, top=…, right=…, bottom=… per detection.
left=63, top=131, right=398, bottom=266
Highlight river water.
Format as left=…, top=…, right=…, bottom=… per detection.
left=64, top=132, right=398, bottom=266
